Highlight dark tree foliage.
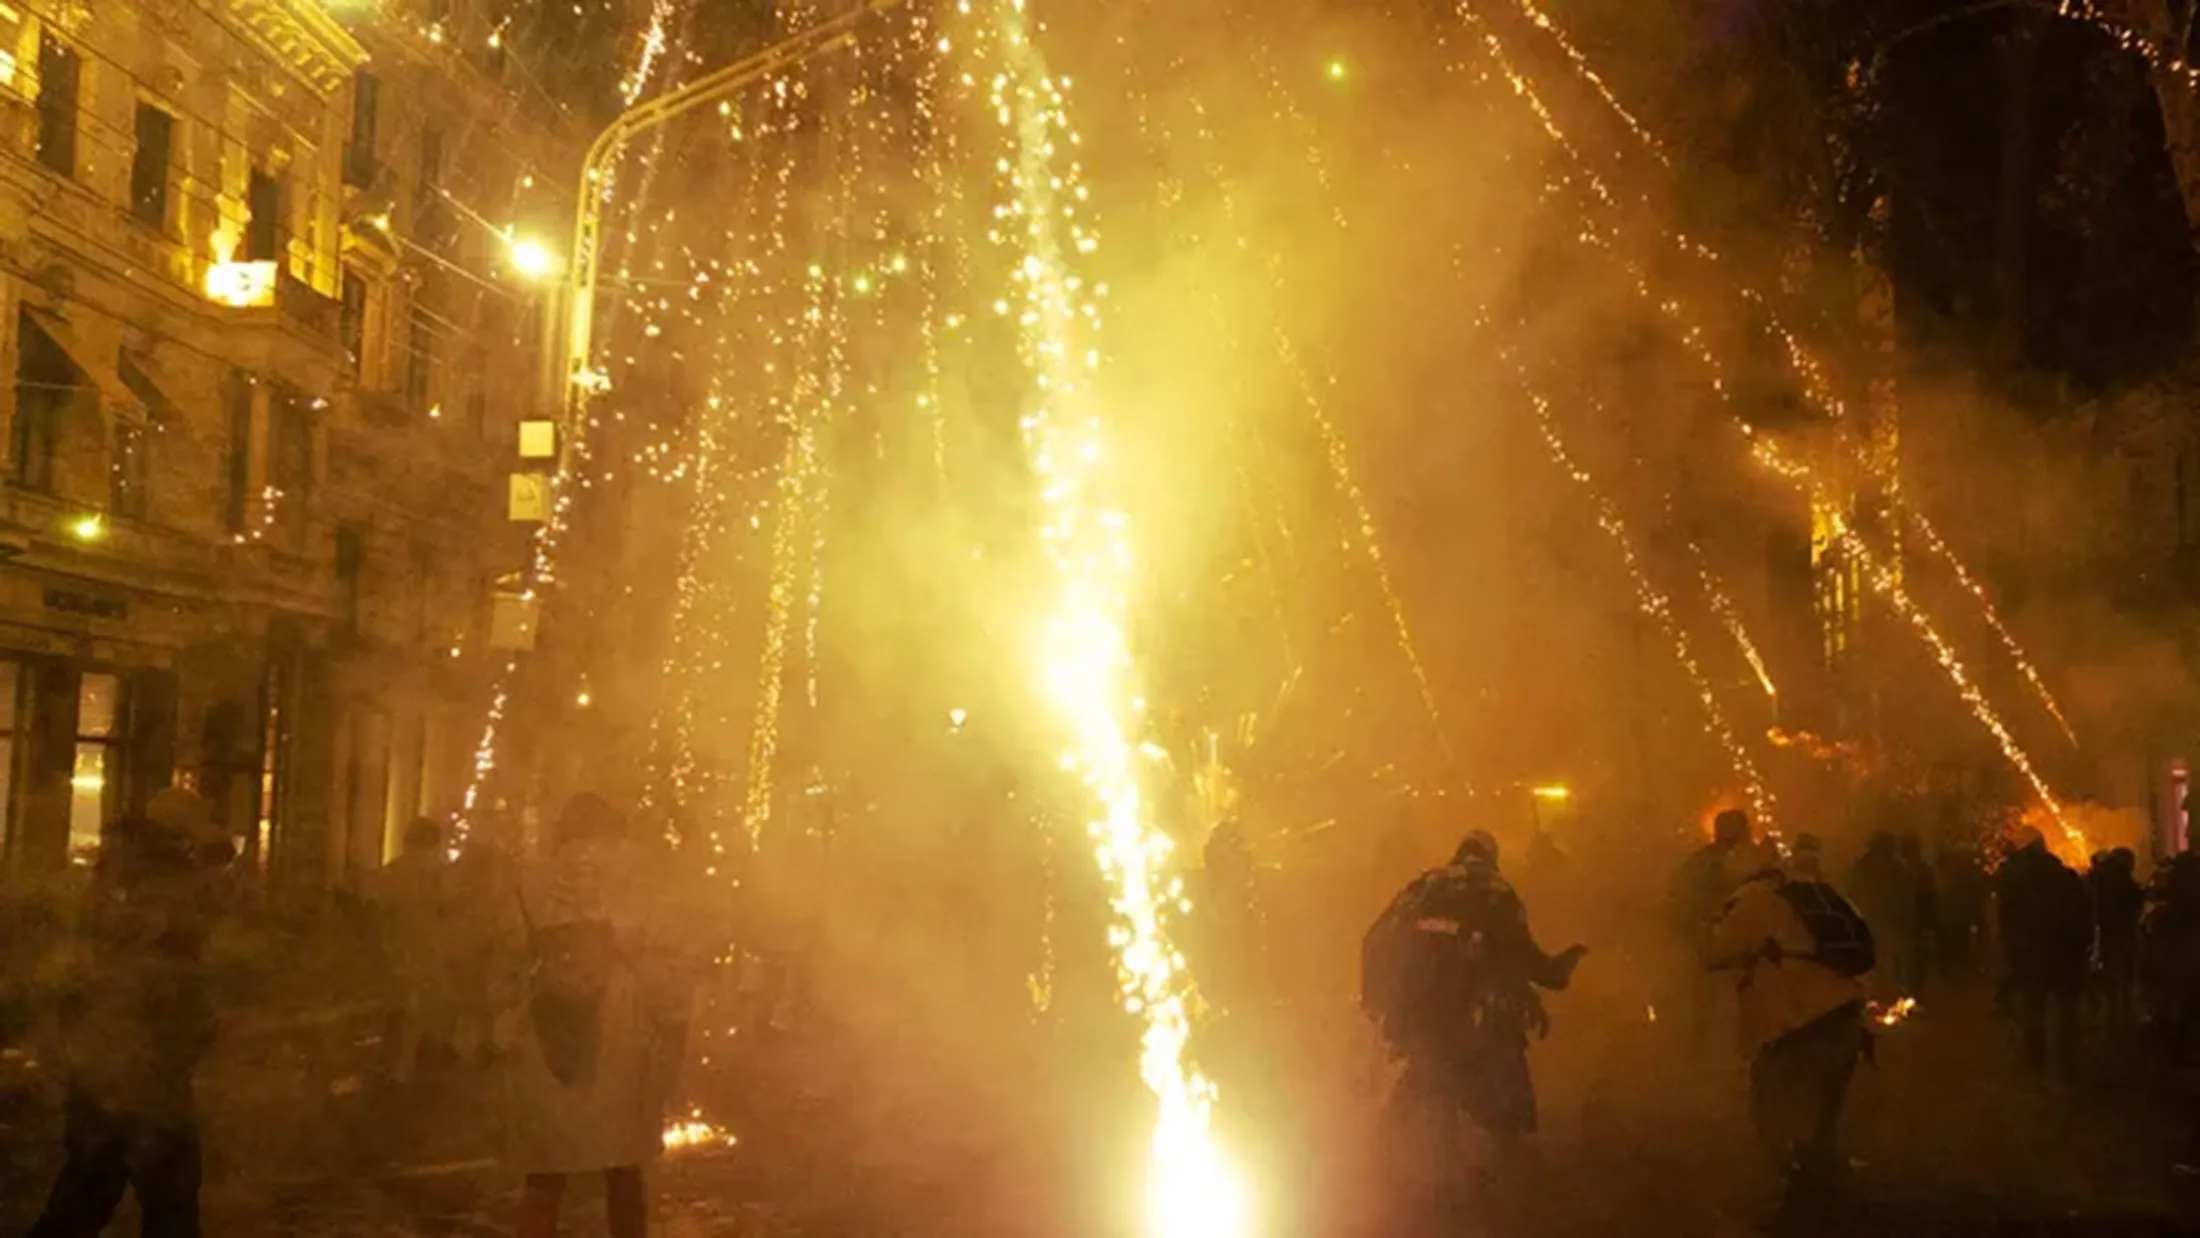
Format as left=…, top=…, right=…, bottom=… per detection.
left=1643, top=0, right=2195, bottom=394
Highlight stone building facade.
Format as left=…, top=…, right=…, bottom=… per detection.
left=0, top=0, right=568, bottom=890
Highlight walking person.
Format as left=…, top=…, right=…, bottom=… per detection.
left=1705, top=841, right=1872, bottom=1211
left=1363, top=829, right=1586, bottom=1225
left=494, top=793, right=666, bottom=1238
left=25, top=790, right=230, bottom=1238
left=2091, top=848, right=2143, bottom=1044
left=1995, top=828, right=2092, bottom=1080
left=1898, top=834, right=1938, bottom=996
left=1848, top=832, right=1920, bottom=996
left=370, top=817, right=455, bottom=1083
left=1934, top=837, right=1989, bottom=984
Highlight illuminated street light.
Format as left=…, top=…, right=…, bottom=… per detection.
left=69, top=514, right=105, bottom=543
left=1530, top=784, right=1570, bottom=801
left=508, top=235, right=561, bottom=281
left=1325, top=56, right=1349, bottom=82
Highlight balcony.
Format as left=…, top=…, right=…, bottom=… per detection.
left=204, top=262, right=343, bottom=355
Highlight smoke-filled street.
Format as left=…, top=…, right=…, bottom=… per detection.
left=15, top=0, right=2200, bottom=1235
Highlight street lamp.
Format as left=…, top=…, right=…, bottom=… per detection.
left=507, top=234, right=562, bottom=282
left=543, top=0, right=913, bottom=464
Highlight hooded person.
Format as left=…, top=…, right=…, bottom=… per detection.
left=1365, top=828, right=1586, bottom=1220
left=1705, top=840, right=1870, bottom=1205
left=27, top=789, right=227, bottom=1238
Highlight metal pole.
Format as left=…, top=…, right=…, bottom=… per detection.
left=467, top=2, right=914, bottom=837
left=551, top=0, right=913, bottom=477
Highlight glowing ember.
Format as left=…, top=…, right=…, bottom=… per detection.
left=662, top=1118, right=737, bottom=1152
left=1870, top=997, right=1919, bottom=1028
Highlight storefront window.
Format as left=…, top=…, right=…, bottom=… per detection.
left=67, top=671, right=118, bottom=864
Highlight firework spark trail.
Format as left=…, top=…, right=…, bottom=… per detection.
left=2054, top=0, right=2200, bottom=90
left=1163, top=43, right=1457, bottom=774
left=454, top=0, right=715, bottom=839
left=1752, top=440, right=2076, bottom=841
left=967, top=1, right=1245, bottom=1232
left=620, top=0, right=687, bottom=104
left=1692, top=545, right=1777, bottom=700
left=657, top=97, right=782, bottom=825
left=1505, top=0, right=1669, bottom=165
left=741, top=256, right=831, bottom=842
left=1651, top=273, right=2075, bottom=825
left=1530, top=386, right=1778, bottom=829
left=1902, top=505, right=2079, bottom=745
left=1276, top=326, right=1462, bottom=776
left=1459, top=0, right=2082, bottom=744
left=1832, top=514, right=2076, bottom=842
left=913, top=6, right=955, bottom=486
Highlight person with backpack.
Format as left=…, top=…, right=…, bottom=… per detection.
left=494, top=793, right=661, bottom=1238
left=1363, top=829, right=1585, bottom=1221
left=1705, top=840, right=1871, bottom=1207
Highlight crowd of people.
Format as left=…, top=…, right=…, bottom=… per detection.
left=1360, top=804, right=2200, bottom=1229
left=12, top=790, right=735, bottom=1238
left=26, top=774, right=2200, bottom=1236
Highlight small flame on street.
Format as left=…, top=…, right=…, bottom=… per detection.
left=1870, top=997, right=1919, bottom=1028
left=662, top=1117, right=737, bottom=1152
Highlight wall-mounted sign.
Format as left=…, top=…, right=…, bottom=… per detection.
left=508, top=472, right=549, bottom=522
left=518, top=420, right=557, bottom=460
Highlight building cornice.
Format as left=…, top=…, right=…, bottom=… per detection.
left=220, top=0, right=367, bottom=97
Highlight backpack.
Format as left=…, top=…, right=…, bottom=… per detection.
left=1360, top=868, right=1500, bottom=1046
left=526, top=916, right=618, bottom=1085
left=1361, top=876, right=1432, bottom=1028
left=1775, top=880, right=1877, bottom=978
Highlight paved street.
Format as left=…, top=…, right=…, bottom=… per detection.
left=4, top=944, right=2195, bottom=1237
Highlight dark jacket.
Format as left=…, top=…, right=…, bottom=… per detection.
left=1995, top=842, right=2091, bottom=990
left=1388, top=860, right=1574, bottom=1053
left=59, top=826, right=225, bottom=1116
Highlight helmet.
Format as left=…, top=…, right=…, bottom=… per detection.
left=1453, top=828, right=1500, bottom=869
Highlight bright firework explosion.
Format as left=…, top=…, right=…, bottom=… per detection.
left=968, top=2, right=1249, bottom=1230
left=580, top=0, right=1251, bottom=1228
left=463, top=0, right=2167, bottom=1221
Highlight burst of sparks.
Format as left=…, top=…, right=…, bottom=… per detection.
left=972, top=0, right=1247, bottom=1231
left=1464, top=0, right=2080, bottom=762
